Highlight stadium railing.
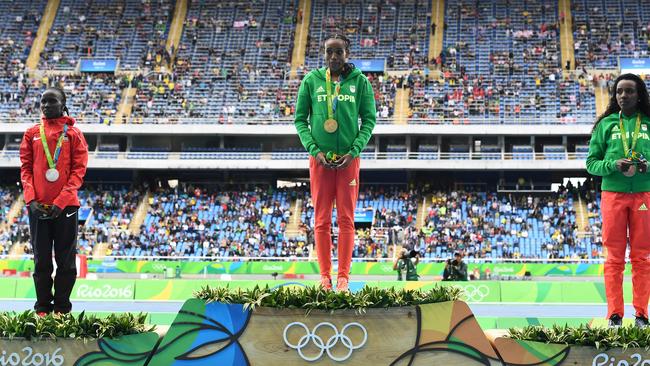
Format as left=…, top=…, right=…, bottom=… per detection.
left=81, top=151, right=584, bottom=160
left=1, top=117, right=596, bottom=125
left=0, top=254, right=606, bottom=263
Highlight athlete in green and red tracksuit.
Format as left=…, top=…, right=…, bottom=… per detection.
left=587, top=73, right=650, bottom=328
left=294, top=33, right=376, bottom=292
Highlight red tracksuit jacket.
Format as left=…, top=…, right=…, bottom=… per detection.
left=20, top=116, right=88, bottom=209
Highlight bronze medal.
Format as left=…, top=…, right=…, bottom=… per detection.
left=324, top=118, right=338, bottom=133
left=623, top=164, right=637, bottom=177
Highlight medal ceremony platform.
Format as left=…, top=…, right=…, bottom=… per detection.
left=0, top=259, right=647, bottom=365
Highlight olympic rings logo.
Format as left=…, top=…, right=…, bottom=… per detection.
left=461, top=285, right=491, bottom=302
left=283, top=322, right=368, bottom=362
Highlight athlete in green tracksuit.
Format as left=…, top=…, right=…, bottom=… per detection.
left=294, top=33, right=376, bottom=291
left=586, top=73, right=650, bottom=328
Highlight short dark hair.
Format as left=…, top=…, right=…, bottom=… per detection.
left=43, top=86, right=69, bottom=115
left=324, top=33, right=351, bottom=53
left=44, top=86, right=66, bottom=105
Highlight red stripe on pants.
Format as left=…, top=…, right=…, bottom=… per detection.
left=602, top=191, right=650, bottom=318
left=309, top=156, right=360, bottom=280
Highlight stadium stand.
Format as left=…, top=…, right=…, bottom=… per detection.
left=0, top=0, right=632, bottom=125
left=433, top=0, right=596, bottom=124
left=305, top=0, right=430, bottom=70
left=133, top=185, right=299, bottom=258
left=0, top=180, right=605, bottom=260
left=76, top=186, right=144, bottom=255
left=39, top=0, right=173, bottom=70
left=27, top=73, right=125, bottom=122
left=0, top=186, right=19, bottom=255
left=0, top=186, right=16, bottom=224
left=572, top=0, right=650, bottom=68
left=130, top=0, right=299, bottom=119
left=420, top=188, right=599, bottom=260
left=0, top=0, right=46, bottom=117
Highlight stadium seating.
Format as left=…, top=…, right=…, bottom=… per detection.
left=76, top=186, right=143, bottom=255
left=1, top=185, right=142, bottom=256
left=512, top=145, right=534, bottom=160
left=0, top=181, right=605, bottom=260
left=0, top=0, right=630, bottom=124
left=96, top=144, right=120, bottom=159
left=0, top=0, right=46, bottom=117
left=0, top=186, right=19, bottom=255
left=434, top=0, right=596, bottom=124
left=449, top=144, right=470, bottom=160
left=130, top=0, right=299, bottom=119
left=575, top=144, right=590, bottom=159
left=135, top=186, right=299, bottom=258
left=271, top=147, right=308, bottom=160
left=39, top=0, right=172, bottom=70
left=478, top=145, right=501, bottom=160
left=306, top=0, right=430, bottom=70
left=301, top=185, right=419, bottom=258
left=543, top=145, right=567, bottom=160
left=386, top=144, right=407, bottom=159
left=572, top=0, right=650, bottom=68
left=0, top=0, right=624, bottom=261
left=421, top=189, right=600, bottom=259
left=418, top=144, right=439, bottom=160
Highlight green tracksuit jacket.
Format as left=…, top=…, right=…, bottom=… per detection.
left=294, top=66, right=376, bottom=157
left=586, top=112, right=650, bottom=192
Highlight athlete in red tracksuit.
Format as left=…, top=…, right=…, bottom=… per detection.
left=20, top=87, right=88, bottom=314
left=587, top=73, right=650, bottom=328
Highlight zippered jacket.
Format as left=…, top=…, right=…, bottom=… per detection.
left=587, top=112, right=650, bottom=192
left=20, top=116, right=88, bottom=208
left=294, top=66, right=376, bottom=157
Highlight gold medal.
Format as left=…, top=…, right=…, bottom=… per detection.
left=324, top=118, right=338, bottom=133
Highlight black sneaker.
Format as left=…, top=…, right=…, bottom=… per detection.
left=635, top=315, right=649, bottom=328
left=609, top=314, right=623, bottom=328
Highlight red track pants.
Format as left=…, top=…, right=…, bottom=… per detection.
left=602, top=191, right=650, bottom=318
left=309, top=156, right=360, bottom=281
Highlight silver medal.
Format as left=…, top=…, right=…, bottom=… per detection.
left=45, top=168, right=59, bottom=182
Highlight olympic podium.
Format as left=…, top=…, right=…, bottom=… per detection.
left=49, top=298, right=619, bottom=365
left=6, top=297, right=650, bottom=365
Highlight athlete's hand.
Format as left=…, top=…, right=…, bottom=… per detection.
left=315, top=152, right=336, bottom=169
left=639, top=161, right=648, bottom=174
left=334, top=154, right=354, bottom=169
left=50, top=205, right=63, bottom=219
left=615, top=158, right=634, bottom=173
left=29, top=201, right=48, bottom=214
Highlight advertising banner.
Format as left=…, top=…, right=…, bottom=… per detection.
left=619, top=57, right=650, bottom=75
left=9, top=259, right=620, bottom=278
left=79, top=58, right=118, bottom=72
left=348, top=58, right=385, bottom=72
left=15, top=279, right=135, bottom=300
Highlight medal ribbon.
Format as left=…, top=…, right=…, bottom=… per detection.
left=325, top=68, right=340, bottom=120
left=39, top=123, right=68, bottom=170
left=619, top=111, right=641, bottom=160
